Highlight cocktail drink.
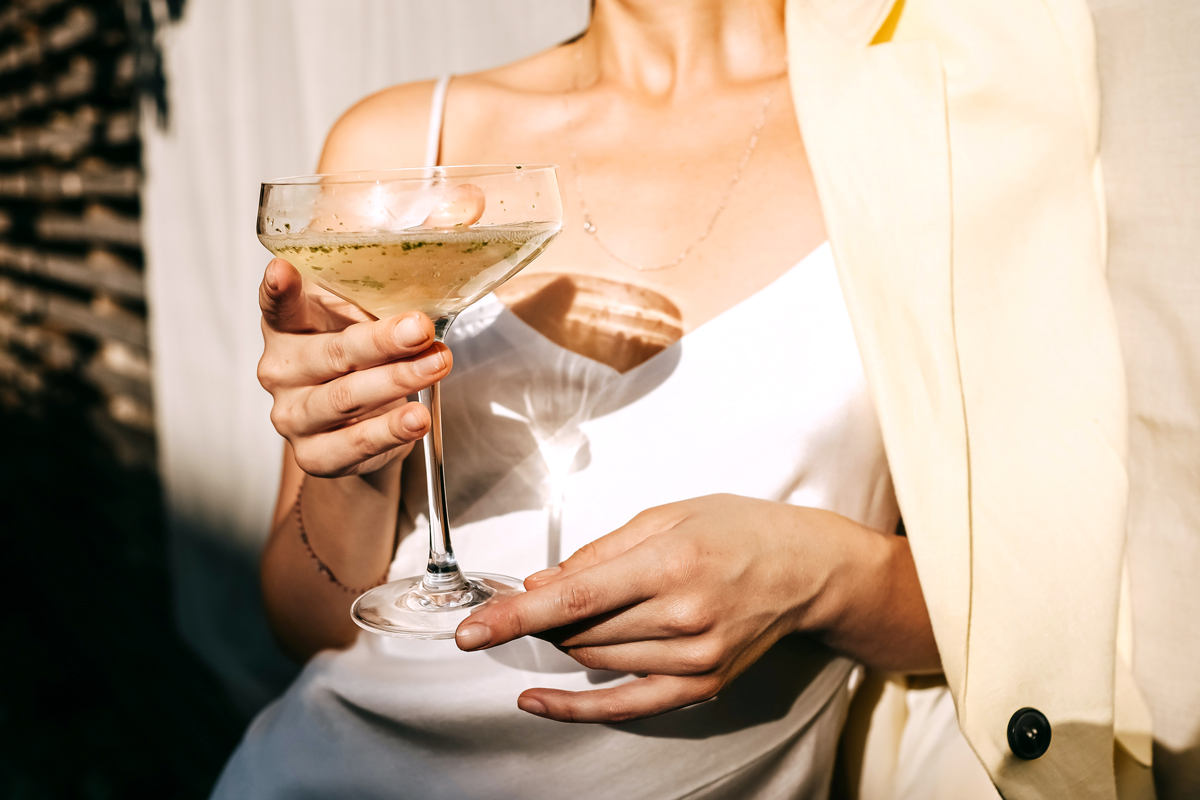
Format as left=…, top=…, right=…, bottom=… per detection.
left=258, top=166, right=563, bottom=638
left=257, top=223, right=559, bottom=331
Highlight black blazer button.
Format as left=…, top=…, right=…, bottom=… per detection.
left=1008, top=707, right=1052, bottom=760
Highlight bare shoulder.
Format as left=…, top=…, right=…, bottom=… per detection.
left=433, top=45, right=574, bottom=152
left=318, top=43, right=572, bottom=173
left=317, top=79, right=439, bottom=173
left=452, top=45, right=573, bottom=106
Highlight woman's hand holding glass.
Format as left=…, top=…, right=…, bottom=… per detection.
left=256, top=257, right=452, bottom=477
left=455, top=494, right=938, bottom=723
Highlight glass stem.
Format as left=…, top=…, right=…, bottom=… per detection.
left=546, top=490, right=564, bottom=569
left=418, top=378, right=469, bottom=594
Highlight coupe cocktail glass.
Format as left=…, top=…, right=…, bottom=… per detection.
left=258, top=166, right=563, bottom=638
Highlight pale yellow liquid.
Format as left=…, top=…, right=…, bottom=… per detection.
left=259, top=223, right=560, bottom=323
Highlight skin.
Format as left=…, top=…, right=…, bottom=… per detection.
left=258, top=0, right=940, bottom=716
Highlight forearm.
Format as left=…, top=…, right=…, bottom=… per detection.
left=261, top=454, right=403, bottom=661
left=790, top=509, right=941, bottom=673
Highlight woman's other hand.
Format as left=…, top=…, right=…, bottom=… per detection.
left=256, top=257, right=452, bottom=477
left=454, top=494, right=938, bottom=723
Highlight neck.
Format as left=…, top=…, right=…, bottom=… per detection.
left=584, top=0, right=787, bottom=99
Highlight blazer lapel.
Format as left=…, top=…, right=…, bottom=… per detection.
left=786, top=0, right=971, bottom=692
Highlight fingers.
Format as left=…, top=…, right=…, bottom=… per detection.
left=558, top=637, right=729, bottom=677
left=259, top=259, right=313, bottom=333
left=538, top=589, right=718, bottom=649
left=283, top=313, right=438, bottom=386
left=524, top=503, right=690, bottom=589
left=259, top=312, right=438, bottom=395
left=456, top=549, right=661, bottom=651
left=517, top=674, right=719, bottom=724
left=291, top=401, right=430, bottom=478
left=290, top=344, right=451, bottom=434
left=256, top=256, right=448, bottom=478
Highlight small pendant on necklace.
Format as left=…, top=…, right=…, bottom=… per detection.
left=582, top=220, right=596, bottom=234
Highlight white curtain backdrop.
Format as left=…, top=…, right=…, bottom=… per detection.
left=142, top=0, right=589, bottom=713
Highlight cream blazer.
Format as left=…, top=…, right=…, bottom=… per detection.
left=784, top=1, right=1154, bottom=798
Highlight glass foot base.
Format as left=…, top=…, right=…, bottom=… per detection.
left=351, top=572, right=524, bottom=639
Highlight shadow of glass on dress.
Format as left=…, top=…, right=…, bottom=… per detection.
left=424, top=273, right=684, bottom=567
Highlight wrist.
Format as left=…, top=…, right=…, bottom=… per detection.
left=782, top=508, right=875, bottom=637
left=301, top=458, right=403, bottom=584
left=787, top=510, right=940, bottom=672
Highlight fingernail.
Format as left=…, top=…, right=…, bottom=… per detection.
left=414, top=347, right=446, bottom=376
left=517, top=696, right=548, bottom=717
left=265, top=262, right=279, bottom=291
left=456, top=623, right=491, bottom=651
left=527, top=566, right=561, bottom=583
left=393, top=314, right=426, bottom=347
left=401, top=407, right=425, bottom=434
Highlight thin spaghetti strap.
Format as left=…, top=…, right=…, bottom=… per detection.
left=424, top=75, right=451, bottom=168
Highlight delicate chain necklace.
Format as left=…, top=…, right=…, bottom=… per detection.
left=563, top=43, right=773, bottom=272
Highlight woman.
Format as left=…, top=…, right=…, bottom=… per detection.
left=215, top=0, right=1144, bottom=798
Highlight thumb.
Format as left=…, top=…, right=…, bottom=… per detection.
left=259, top=258, right=311, bottom=333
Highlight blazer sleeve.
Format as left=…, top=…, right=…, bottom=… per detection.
left=786, top=1, right=1153, bottom=797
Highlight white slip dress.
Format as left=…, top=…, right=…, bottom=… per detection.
left=211, top=76, right=902, bottom=800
